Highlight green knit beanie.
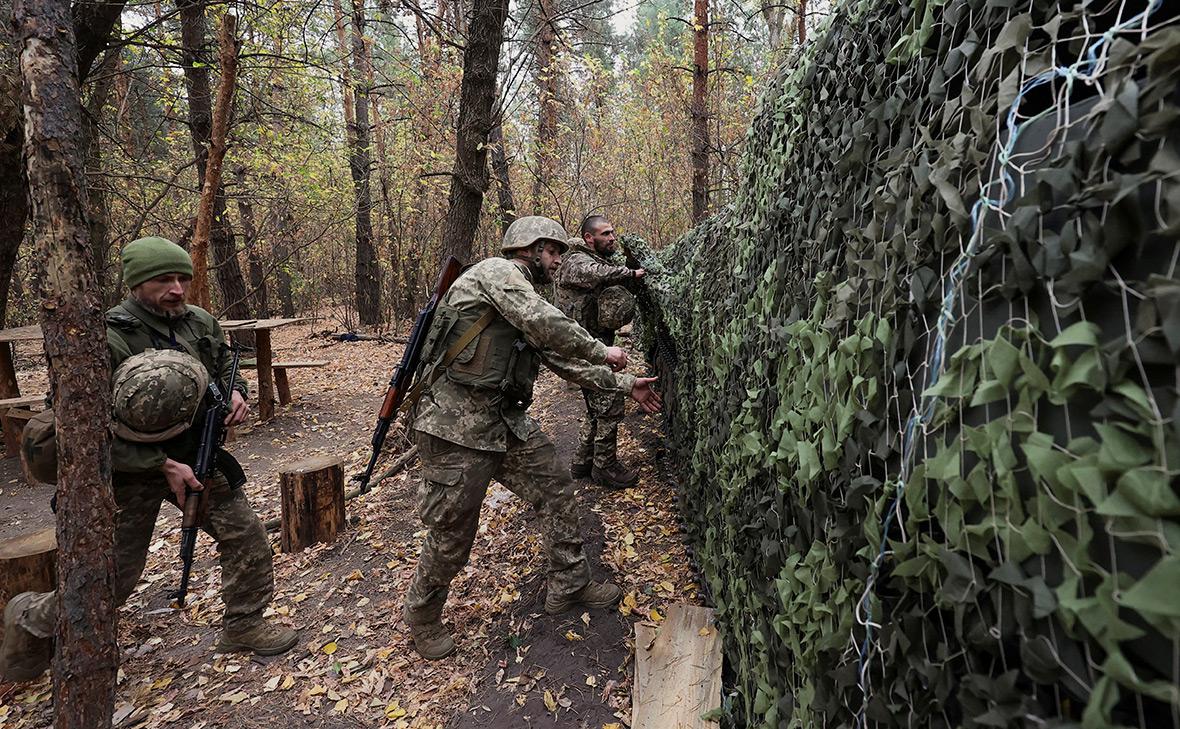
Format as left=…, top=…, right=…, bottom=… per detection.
left=122, top=237, right=193, bottom=289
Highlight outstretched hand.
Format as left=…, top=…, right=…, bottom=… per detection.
left=630, top=376, right=662, bottom=414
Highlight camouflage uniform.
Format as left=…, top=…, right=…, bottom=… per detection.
left=12, top=298, right=273, bottom=640
left=405, top=255, right=634, bottom=627
left=555, top=242, right=636, bottom=471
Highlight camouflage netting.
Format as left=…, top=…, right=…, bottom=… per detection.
left=625, top=0, right=1180, bottom=726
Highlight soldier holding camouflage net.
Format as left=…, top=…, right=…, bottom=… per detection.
left=556, top=215, right=645, bottom=488
left=0, top=236, right=297, bottom=683
left=403, top=215, right=662, bottom=660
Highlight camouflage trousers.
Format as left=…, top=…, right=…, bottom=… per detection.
left=15, top=471, right=274, bottom=638
left=404, top=428, right=591, bottom=625
left=574, top=387, right=626, bottom=469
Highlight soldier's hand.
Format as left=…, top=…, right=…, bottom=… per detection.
left=162, top=458, right=203, bottom=509
left=225, top=389, right=249, bottom=426
left=633, top=268, right=647, bottom=280
left=630, top=377, right=663, bottom=414
left=604, top=346, right=629, bottom=371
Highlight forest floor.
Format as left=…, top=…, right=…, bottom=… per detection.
left=0, top=318, right=704, bottom=729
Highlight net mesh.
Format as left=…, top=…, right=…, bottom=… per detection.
left=624, top=0, right=1180, bottom=726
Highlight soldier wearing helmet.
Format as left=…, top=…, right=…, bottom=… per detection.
left=555, top=214, right=646, bottom=488
left=0, top=237, right=297, bottom=684
left=403, top=215, right=663, bottom=660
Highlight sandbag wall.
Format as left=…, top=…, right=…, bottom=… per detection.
left=626, top=0, right=1180, bottom=726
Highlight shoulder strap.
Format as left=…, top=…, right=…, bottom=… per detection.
left=397, top=307, right=499, bottom=415
left=114, top=303, right=203, bottom=360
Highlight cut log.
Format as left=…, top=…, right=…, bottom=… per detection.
left=279, top=456, right=346, bottom=553
left=632, top=603, right=723, bottom=729
left=0, top=528, right=57, bottom=642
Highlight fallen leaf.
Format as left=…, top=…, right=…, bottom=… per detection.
left=581, top=611, right=591, bottom=626
left=322, top=641, right=338, bottom=655
left=280, top=674, right=295, bottom=690
left=543, top=690, right=558, bottom=713
left=384, top=701, right=407, bottom=719
left=585, top=675, right=598, bottom=687
left=699, top=627, right=712, bottom=636
left=333, top=698, right=349, bottom=712
left=219, top=690, right=249, bottom=705
left=564, top=630, right=584, bottom=642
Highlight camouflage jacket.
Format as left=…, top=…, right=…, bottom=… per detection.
left=106, top=298, right=247, bottom=473
left=412, top=257, right=635, bottom=452
left=555, top=242, right=634, bottom=342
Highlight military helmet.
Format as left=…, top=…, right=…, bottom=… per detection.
left=112, top=349, right=209, bottom=443
left=501, top=216, right=570, bottom=254
left=598, top=285, right=636, bottom=331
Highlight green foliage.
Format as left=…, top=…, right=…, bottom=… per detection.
left=628, top=0, right=1180, bottom=726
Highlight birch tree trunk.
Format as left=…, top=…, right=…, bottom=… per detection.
left=690, top=0, right=710, bottom=223
left=15, top=2, right=116, bottom=727
left=438, top=0, right=510, bottom=263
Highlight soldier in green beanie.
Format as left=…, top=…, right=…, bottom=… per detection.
left=0, top=236, right=297, bottom=683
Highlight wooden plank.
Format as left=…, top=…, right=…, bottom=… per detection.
left=0, top=325, right=45, bottom=343
left=0, top=395, right=46, bottom=408
left=240, top=360, right=328, bottom=370
left=632, top=603, right=722, bottom=729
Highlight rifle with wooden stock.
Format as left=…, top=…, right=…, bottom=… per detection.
left=354, top=255, right=464, bottom=493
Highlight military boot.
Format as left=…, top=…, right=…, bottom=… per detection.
left=406, top=621, right=456, bottom=661
left=569, top=461, right=592, bottom=479
left=545, top=580, right=623, bottom=615
left=215, top=620, right=298, bottom=656
left=592, top=462, right=638, bottom=489
left=0, top=592, right=53, bottom=682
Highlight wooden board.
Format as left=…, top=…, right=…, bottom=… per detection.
left=632, top=603, right=723, bottom=729
left=0, top=325, right=45, bottom=343
left=0, top=395, right=46, bottom=408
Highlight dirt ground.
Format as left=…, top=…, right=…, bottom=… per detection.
left=0, top=321, right=703, bottom=729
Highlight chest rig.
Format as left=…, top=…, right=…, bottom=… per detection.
left=420, top=302, right=541, bottom=409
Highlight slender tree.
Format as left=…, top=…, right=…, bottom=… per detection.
left=489, top=116, right=516, bottom=234
left=16, top=2, right=117, bottom=728
left=348, top=0, right=380, bottom=326
left=438, top=0, right=511, bottom=263
left=690, top=0, right=710, bottom=222
left=532, top=0, right=559, bottom=210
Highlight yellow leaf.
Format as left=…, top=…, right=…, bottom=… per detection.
left=151, top=676, right=173, bottom=690
left=384, top=701, right=408, bottom=719
left=321, top=641, right=338, bottom=655
left=564, top=630, right=584, bottom=642
left=333, top=698, right=348, bottom=712
left=280, top=674, right=295, bottom=690
left=515, top=694, right=527, bottom=706
left=649, top=608, right=663, bottom=622
left=275, top=605, right=291, bottom=616
left=345, top=570, right=364, bottom=581
left=699, top=627, right=712, bottom=636
left=585, top=675, right=598, bottom=687
left=308, top=685, right=327, bottom=697
left=543, top=690, right=558, bottom=713
left=659, top=581, right=675, bottom=593
left=604, top=724, right=623, bottom=729
left=292, top=593, right=308, bottom=603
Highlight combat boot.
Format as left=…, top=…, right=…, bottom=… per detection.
left=545, top=580, right=623, bottom=615
left=569, top=461, right=592, bottom=479
left=215, top=620, right=298, bottom=656
left=406, top=620, right=456, bottom=661
left=592, top=462, right=638, bottom=489
left=0, top=592, right=53, bottom=682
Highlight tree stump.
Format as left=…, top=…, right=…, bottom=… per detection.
left=279, top=456, right=346, bottom=553
left=0, top=528, right=57, bottom=642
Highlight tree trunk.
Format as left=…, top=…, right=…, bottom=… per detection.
left=188, top=12, right=238, bottom=313
left=532, top=0, right=558, bottom=210
left=349, top=0, right=379, bottom=326
left=16, top=1, right=117, bottom=726
left=690, top=0, right=710, bottom=223
left=0, top=0, right=125, bottom=328
left=796, top=0, right=806, bottom=45
left=84, top=41, right=120, bottom=295
left=272, top=193, right=295, bottom=318
left=489, top=116, right=516, bottom=235
left=438, top=0, right=509, bottom=263
left=0, top=528, right=56, bottom=626
left=233, top=167, right=269, bottom=318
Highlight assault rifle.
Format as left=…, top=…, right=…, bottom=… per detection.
left=354, top=255, right=464, bottom=494
left=172, top=343, right=241, bottom=608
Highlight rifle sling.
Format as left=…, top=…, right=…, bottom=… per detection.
left=397, top=307, right=498, bottom=415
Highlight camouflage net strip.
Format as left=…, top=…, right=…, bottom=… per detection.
left=624, top=0, right=1180, bottom=726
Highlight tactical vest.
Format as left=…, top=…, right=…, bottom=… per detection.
left=421, top=302, right=541, bottom=408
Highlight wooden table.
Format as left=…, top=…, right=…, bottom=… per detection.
left=221, top=318, right=306, bottom=421
left=0, top=316, right=306, bottom=428
left=0, top=326, right=47, bottom=457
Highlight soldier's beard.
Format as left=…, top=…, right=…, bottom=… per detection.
left=531, top=259, right=553, bottom=285
left=133, top=293, right=187, bottom=319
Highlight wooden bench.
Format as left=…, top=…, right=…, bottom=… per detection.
left=240, top=360, right=328, bottom=406
left=0, top=395, right=47, bottom=458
